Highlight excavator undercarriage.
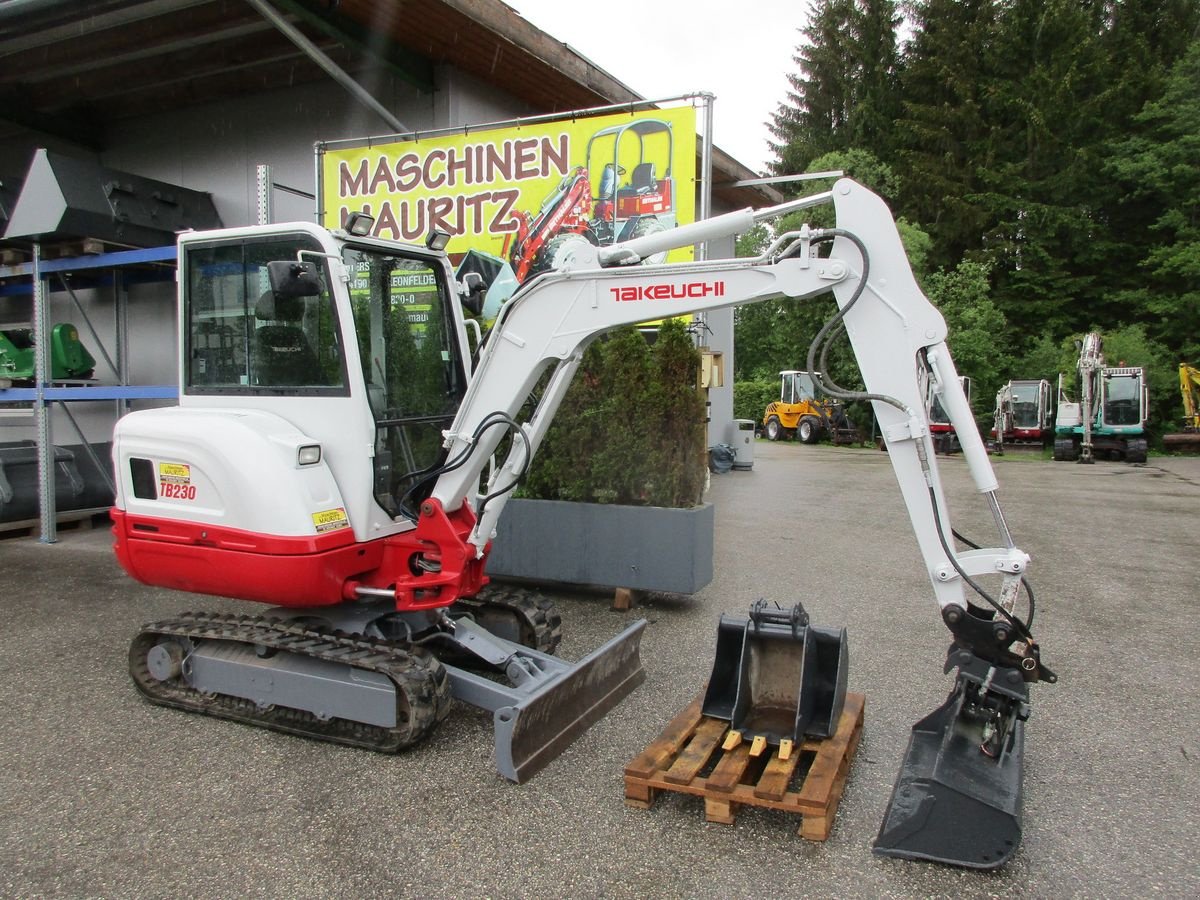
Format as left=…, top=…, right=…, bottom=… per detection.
left=130, top=586, right=644, bottom=781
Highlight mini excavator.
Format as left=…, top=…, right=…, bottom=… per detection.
left=111, top=179, right=1053, bottom=868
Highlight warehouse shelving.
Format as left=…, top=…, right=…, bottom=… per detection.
left=0, top=243, right=178, bottom=541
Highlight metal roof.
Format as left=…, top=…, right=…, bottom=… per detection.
left=0, top=0, right=778, bottom=207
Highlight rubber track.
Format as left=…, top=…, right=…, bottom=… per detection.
left=129, top=612, right=451, bottom=752
left=452, top=585, right=563, bottom=654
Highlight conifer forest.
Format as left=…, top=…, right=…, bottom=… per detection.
left=734, top=0, right=1199, bottom=442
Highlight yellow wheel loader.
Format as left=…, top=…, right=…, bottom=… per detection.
left=762, top=369, right=858, bottom=444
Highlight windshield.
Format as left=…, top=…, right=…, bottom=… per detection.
left=1103, top=374, right=1141, bottom=426
left=1010, top=383, right=1041, bottom=428
left=782, top=372, right=816, bottom=404
left=342, top=245, right=467, bottom=517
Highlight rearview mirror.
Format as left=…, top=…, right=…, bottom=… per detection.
left=267, top=260, right=322, bottom=298
left=460, top=271, right=486, bottom=317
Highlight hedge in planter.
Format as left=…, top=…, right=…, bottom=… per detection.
left=486, top=319, right=714, bottom=593
left=519, top=318, right=707, bottom=508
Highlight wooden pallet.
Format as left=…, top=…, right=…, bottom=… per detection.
left=0, top=508, right=110, bottom=540
left=624, top=691, right=865, bottom=840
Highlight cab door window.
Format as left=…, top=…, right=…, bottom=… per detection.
left=342, top=248, right=466, bottom=516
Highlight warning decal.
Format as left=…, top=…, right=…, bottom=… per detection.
left=158, top=462, right=191, bottom=485
left=312, top=507, right=351, bottom=533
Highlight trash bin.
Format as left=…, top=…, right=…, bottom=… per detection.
left=731, top=419, right=755, bottom=470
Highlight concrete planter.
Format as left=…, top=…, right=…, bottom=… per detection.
left=485, top=498, right=714, bottom=594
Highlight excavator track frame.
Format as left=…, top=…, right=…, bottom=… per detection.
left=130, top=612, right=452, bottom=752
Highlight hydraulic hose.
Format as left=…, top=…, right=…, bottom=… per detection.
left=801, top=228, right=1034, bottom=638
left=804, top=230, right=909, bottom=417
left=397, top=412, right=526, bottom=521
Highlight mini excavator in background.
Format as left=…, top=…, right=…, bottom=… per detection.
left=111, top=179, right=1053, bottom=869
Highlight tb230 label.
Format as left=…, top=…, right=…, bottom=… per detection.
left=158, top=462, right=197, bottom=501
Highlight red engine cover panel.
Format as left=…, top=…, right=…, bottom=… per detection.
left=111, top=509, right=375, bottom=607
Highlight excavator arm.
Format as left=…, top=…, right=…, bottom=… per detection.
left=1181, top=363, right=1200, bottom=427
left=402, top=178, right=1053, bottom=867
left=416, top=180, right=1043, bottom=668
left=1166, top=363, right=1200, bottom=449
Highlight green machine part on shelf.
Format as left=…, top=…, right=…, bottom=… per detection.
left=0, top=324, right=96, bottom=382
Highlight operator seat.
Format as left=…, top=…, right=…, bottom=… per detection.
left=629, top=162, right=657, bottom=193
left=251, top=290, right=321, bottom=386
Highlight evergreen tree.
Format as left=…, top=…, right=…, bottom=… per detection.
left=973, top=0, right=1112, bottom=336
left=768, top=0, right=901, bottom=176
left=892, top=0, right=999, bottom=268
left=1106, top=39, right=1200, bottom=361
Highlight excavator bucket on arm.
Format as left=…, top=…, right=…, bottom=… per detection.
left=873, top=647, right=1030, bottom=868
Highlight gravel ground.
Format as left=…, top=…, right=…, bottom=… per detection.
left=0, top=441, right=1197, bottom=898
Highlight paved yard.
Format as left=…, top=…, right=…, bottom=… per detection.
left=1, top=442, right=1196, bottom=898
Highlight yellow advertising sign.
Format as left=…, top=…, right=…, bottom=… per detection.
left=320, top=107, right=697, bottom=286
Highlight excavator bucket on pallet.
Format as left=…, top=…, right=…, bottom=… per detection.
left=873, top=647, right=1029, bottom=869
left=702, top=600, right=849, bottom=750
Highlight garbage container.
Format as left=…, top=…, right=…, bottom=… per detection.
left=731, top=419, right=755, bottom=470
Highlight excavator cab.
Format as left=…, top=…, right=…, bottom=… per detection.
left=115, top=220, right=646, bottom=783
left=1101, top=370, right=1146, bottom=427
left=990, top=379, right=1053, bottom=452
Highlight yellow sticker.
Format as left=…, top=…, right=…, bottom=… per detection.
left=312, top=507, right=350, bottom=533
left=158, top=462, right=191, bottom=485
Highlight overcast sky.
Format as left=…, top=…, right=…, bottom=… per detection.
left=509, top=1, right=808, bottom=174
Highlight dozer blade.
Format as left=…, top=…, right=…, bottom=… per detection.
left=874, top=668, right=1027, bottom=869
left=484, top=619, right=646, bottom=783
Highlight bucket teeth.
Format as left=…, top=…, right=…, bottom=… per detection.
left=722, top=730, right=743, bottom=751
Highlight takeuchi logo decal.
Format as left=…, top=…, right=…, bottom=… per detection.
left=610, top=281, right=726, bottom=302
